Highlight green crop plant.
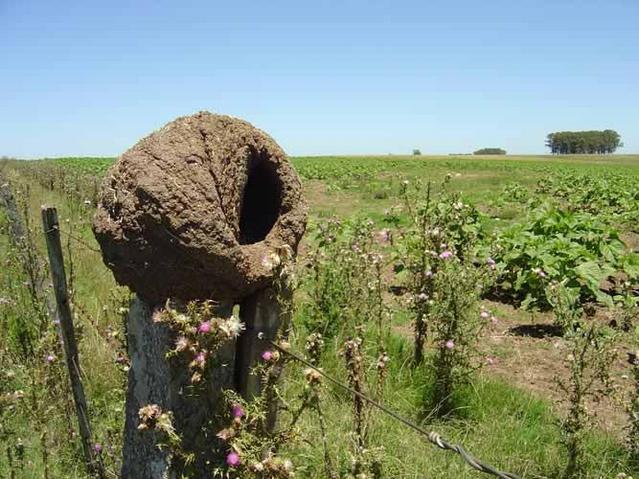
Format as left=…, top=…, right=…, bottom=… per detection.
left=493, top=204, right=639, bottom=310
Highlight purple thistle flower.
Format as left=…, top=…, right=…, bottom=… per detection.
left=261, top=350, right=273, bottom=362
left=439, top=250, right=454, bottom=260
left=195, top=352, right=206, bottom=365
left=94, top=443, right=103, bottom=454
left=445, top=340, right=455, bottom=350
left=231, top=404, right=245, bottom=419
left=226, top=451, right=240, bottom=467
left=197, top=321, right=211, bottom=334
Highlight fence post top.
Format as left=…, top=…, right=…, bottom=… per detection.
left=93, top=112, right=307, bottom=302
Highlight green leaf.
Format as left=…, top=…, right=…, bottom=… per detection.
left=574, top=261, right=608, bottom=287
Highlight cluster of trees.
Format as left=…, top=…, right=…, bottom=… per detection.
left=546, top=130, right=622, bottom=154
left=473, top=148, right=506, bottom=155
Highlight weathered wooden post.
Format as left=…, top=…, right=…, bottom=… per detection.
left=92, top=112, right=307, bottom=479
left=0, top=180, right=26, bottom=242
left=42, top=207, right=104, bottom=478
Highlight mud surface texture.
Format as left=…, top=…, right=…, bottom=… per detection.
left=93, top=112, right=307, bottom=302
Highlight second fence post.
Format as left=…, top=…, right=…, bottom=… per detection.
left=42, top=205, right=103, bottom=478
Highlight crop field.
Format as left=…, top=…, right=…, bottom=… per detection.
left=3, top=154, right=639, bottom=478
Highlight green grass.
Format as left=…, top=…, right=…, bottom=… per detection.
left=2, top=154, right=639, bottom=478
left=20, top=154, right=639, bottom=218
left=279, top=329, right=629, bottom=478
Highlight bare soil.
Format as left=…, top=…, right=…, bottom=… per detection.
left=396, top=300, right=635, bottom=437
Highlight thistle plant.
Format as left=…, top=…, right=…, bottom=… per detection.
left=395, top=177, right=486, bottom=366
left=342, top=337, right=366, bottom=452
left=211, top=336, right=328, bottom=479
left=0, top=360, right=22, bottom=478
left=626, top=350, right=639, bottom=464
left=299, top=332, right=337, bottom=478
left=156, top=300, right=245, bottom=384
left=546, top=282, right=582, bottom=335
left=614, top=281, right=638, bottom=332
left=213, top=391, right=298, bottom=479
left=0, top=187, right=83, bottom=476
left=622, top=289, right=639, bottom=464
left=549, top=282, right=617, bottom=479
left=136, top=247, right=307, bottom=478
left=428, top=251, right=492, bottom=416
left=134, top=334, right=306, bottom=479
left=304, top=218, right=389, bottom=342
left=340, top=333, right=385, bottom=478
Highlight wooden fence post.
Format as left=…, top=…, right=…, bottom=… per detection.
left=120, top=298, right=173, bottom=479
left=122, top=297, right=236, bottom=479
left=236, top=286, right=293, bottom=431
left=0, top=180, right=26, bottom=243
left=41, top=206, right=103, bottom=478
left=236, top=288, right=280, bottom=400
left=91, top=113, right=307, bottom=477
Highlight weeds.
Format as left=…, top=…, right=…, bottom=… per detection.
left=3, top=156, right=639, bottom=478
left=395, top=178, right=485, bottom=366
left=428, top=253, right=491, bottom=416
left=549, top=282, right=617, bottom=478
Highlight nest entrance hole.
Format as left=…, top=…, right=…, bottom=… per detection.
left=239, top=161, right=282, bottom=244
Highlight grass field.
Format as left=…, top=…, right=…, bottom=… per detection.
left=2, top=154, right=639, bottom=478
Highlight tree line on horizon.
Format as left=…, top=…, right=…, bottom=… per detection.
left=473, top=148, right=506, bottom=155
left=545, top=130, right=622, bottom=155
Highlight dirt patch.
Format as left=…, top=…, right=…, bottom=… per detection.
left=303, top=180, right=367, bottom=218
left=93, top=112, right=307, bottom=302
left=482, top=303, right=634, bottom=436
left=395, top=300, right=635, bottom=436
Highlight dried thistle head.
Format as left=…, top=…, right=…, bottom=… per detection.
left=305, top=333, right=324, bottom=365
left=138, top=404, right=161, bottom=428
left=304, top=368, right=322, bottom=387
left=376, top=351, right=390, bottom=373
left=341, top=337, right=365, bottom=386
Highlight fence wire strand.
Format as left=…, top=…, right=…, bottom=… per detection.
left=45, top=225, right=102, bottom=254
left=44, top=218, right=520, bottom=479
left=266, top=337, right=522, bottom=479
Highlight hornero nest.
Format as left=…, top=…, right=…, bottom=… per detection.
left=93, top=111, right=307, bottom=302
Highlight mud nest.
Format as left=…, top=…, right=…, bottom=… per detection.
left=93, top=111, right=307, bottom=302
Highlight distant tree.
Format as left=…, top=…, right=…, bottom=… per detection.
left=412, top=149, right=422, bottom=156
left=545, top=130, right=622, bottom=154
left=473, top=148, right=506, bottom=155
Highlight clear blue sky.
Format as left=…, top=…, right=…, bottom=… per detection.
left=1, top=0, right=637, bottom=157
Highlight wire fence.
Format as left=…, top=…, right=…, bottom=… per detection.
left=38, top=210, right=523, bottom=478
left=45, top=224, right=102, bottom=254
left=266, top=336, right=522, bottom=479
left=56, top=225, right=523, bottom=478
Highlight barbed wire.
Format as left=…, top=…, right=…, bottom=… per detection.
left=44, top=214, right=517, bottom=478
left=45, top=225, right=102, bottom=254
left=265, top=336, right=522, bottom=479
